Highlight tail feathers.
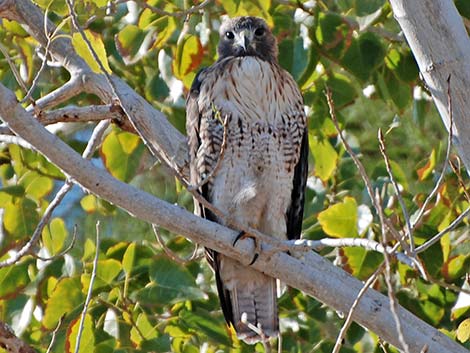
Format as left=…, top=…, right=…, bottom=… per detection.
left=230, top=276, right=278, bottom=344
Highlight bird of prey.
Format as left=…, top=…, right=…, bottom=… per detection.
left=186, top=16, right=308, bottom=344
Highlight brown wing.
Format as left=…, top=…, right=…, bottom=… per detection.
left=186, top=67, right=234, bottom=326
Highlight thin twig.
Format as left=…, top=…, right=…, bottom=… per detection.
left=21, top=8, right=68, bottom=104
left=377, top=188, right=410, bottom=353
left=34, top=225, right=77, bottom=261
left=0, top=43, right=29, bottom=97
left=74, top=221, right=100, bottom=353
left=378, top=129, right=414, bottom=253
left=152, top=225, right=201, bottom=265
left=116, top=0, right=212, bottom=18
left=449, top=156, right=470, bottom=202
left=415, top=206, right=470, bottom=253
left=332, top=265, right=383, bottom=353
left=0, top=181, right=73, bottom=268
left=0, top=120, right=109, bottom=268
left=325, top=88, right=406, bottom=250
left=45, top=315, right=65, bottom=353
left=0, top=134, right=34, bottom=149
left=284, top=238, right=416, bottom=268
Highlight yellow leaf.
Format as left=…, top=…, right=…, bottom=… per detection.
left=318, top=196, right=358, bottom=237
left=457, top=318, right=470, bottom=342
left=72, top=30, right=111, bottom=74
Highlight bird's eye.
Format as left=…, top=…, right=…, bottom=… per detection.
left=225, top=31, right=234, bottom=40
left=254, top=27, right=265, bottom=36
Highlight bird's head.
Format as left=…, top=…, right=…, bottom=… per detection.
left=218, top=16, right=278, bottom=63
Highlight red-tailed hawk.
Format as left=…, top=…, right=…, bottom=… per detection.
left=186, top=16, right=308, bottom=344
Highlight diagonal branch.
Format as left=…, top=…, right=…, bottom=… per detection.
left=0, top=81, right=466, bottom=353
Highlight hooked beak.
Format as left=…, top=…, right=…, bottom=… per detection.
left=235, top=30, right=252, bottom=52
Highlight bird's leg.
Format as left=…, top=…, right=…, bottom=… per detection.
left=233, top=230, right=260, bottom=265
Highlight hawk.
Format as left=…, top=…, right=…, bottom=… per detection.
left=186, top=16, right=308, bottom=344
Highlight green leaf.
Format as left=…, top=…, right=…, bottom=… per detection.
left=115, top=25, right=147, bottom=65
left=173, top=35, right=204, bottom=88
left=0, top=185, right=24, bottom=207
left=20, top=172, right=54, bottom=202
left=80, top=194, right=98, bottom=213
left=180, top=308, right=230, bottom=345
left=122, top=242, right=136, bottom=275
left=318, top=196, right=358, bottom=237
left=81, top=259, right=122, bottom=290
left=65, top=314, right=95, bottom=353
left=457, top=319, right=470, bottom=343
left=378, top=68, right=411, bottom=110
left=341, top=32, right=385, bottom=81
left=42, top=217, right=68, bottom=255
left=309, top=133, right=338, bottom=181
left=326, top=75, right=357, bottom=108
left=342, top=247, right=383, bottom=280
left=72, top=30, right=111, bottom=74
left=96, top=259, right=122, bottom=285
left=136, top=257, right=205, bottom=306
left=0, top=259, right=32, bottom=299
left=100, top=130, right=145, bottom=182
left=316, top=13, right=349, bottom=58
left=385, top=48, right=419, bottom=83
left=43, top=277, right=85, bottom=330
left=34, top=0, right=68, bottom=15
left=130, top=313, right=158, bottom=345
left=3, top=198, right=39, bottom=240
left=442, top=255, right=470, bottom=281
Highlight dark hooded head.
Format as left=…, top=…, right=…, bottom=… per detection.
left=217, top=16, right=278, bottom=63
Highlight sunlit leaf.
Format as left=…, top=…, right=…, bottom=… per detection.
left=42, top=217, right=68, bottom=255
left=20, top=171, right=54, bottom=202
left=457, top=319, right=470, bottom=343
left=130, top=313, right=157, bottom=346
left=43, top=277, right=85, bottom=329
left=100, top=130, right=144, bottom=182
left=115, top=25, right=147, bottom=65
left=309, top=133, right=338, bottom=181
left=72, top=30, right=111, bottom=74
left=65, top=314, right=95, bottom=353
left=122, top=242, right=136, bottom=275
left=417, top=149, right=436, bottom=181
left=173, top=35, right=204, bottom=88
left=3, top=198, right=39, bottom=240
left=81, top=259, right=122, bottom=290
left=318, top=197, right=358, bottom=237
left=442, top=255, right=470, bottom=281
left=341, top=247, right=382, bottom=280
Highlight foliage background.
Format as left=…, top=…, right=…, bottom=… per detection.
left=1, top=0, right=470, bottom=352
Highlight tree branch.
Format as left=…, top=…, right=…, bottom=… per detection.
left=389, top=0, right=470, bottom=170
left=0, top=82, right=465, bottom=353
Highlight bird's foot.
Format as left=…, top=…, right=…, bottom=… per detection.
left=233, top=231, right=259, bottom=266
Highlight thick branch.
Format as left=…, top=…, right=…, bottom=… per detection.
left=0, top=83, right=466, bottom=353
left=0, top=0, right=189, bottom=177
left=389, top=0, right=470, bottom=170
